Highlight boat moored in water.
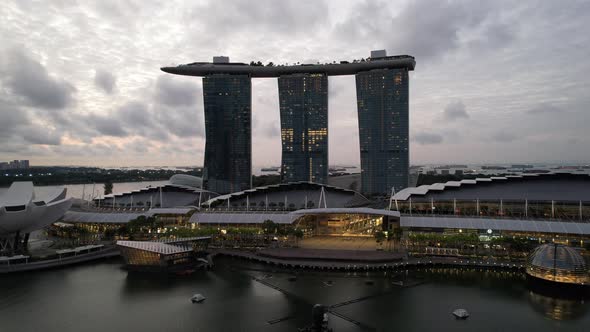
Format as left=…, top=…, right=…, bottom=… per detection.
left=191, top=294, right=206, bottom=303
left=452, top=309, right=469, bottom=319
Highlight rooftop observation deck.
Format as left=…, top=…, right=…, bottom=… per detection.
left=161, top=55, right=416, bottom=78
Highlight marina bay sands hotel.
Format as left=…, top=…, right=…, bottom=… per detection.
left=161, top=50, right=416, bottom=196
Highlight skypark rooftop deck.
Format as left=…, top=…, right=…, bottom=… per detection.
left=161, top=55, right=416, bottom=77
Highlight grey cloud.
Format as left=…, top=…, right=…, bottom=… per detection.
left=94, top=69, right=117, bottom=94
left=155, top=75, right=198, bottom=107
left=491, top=131, right=517, bottom=143
left=467, top=21, right=516, bottom=52
left=86, top=114, right=128, bottom=137
left=527, top=103, right=563, bottom=114
left=1, top=1, right=589, bottom=166
left=51, top=143, right=122, bottom=157
left=118, top=101, right=151, bottom=128
left=334, top=0, right=507, bottom=61
left=413, top=133, right=444, bottom=145
left=0, top=103, right=30, bottom=137
left=443, top=100, right=469, bottom=121
left=1, top=48, right=75, bottom=109
left=193, top=0, right=328, bottom=35
left=0, top=143, right=28, bottom=154
left=22, top=129, right=62, bottom=145
left=123, top=139, right=153, bottom=154
left=155, top=106, right=205, bottom=138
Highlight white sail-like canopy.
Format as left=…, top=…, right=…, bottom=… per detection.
left=0, top=182, right=72, bottom=235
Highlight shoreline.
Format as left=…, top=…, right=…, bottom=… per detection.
left=0, top=247, right=120, bottom=274
left=210, top=248, right=526, bottom=272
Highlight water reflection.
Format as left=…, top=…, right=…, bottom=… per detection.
left=2, top=260, right=590, bottom=331
left=528, top=290, right=587, bottom=321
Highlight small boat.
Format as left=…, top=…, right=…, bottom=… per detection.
left=452, top=309, right=469, bottom=319
left=288, top=276, right=297, bottom=282
left=323, top=280, right=333, bottom=287
left=191, top=294, right=206, bottom=303
left=365, top=280, right=374, bottom=285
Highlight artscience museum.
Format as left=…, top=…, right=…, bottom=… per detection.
left=0, top=182, right=72, bottom=254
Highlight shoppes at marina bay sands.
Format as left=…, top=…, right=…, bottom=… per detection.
left=3, top=169, right=590, bottom=285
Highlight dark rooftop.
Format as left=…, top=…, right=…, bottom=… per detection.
left=161, top=55, right=415, bottom=78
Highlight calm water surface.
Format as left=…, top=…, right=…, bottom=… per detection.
left=0, top=257, right=588, bottom=332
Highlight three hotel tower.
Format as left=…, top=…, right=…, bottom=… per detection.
left=162, top=51, right=415, bottom=195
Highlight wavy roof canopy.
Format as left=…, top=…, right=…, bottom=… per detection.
left=393, top=172, right=590, bottom=202
left=202, top=181, right=368, bottom=207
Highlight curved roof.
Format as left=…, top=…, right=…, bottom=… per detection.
left=202, top=181, right=368, bottom=206
left=100, top=183, right=216, bottom=199
left=169, top=174, right=202, bottom=189
left=528, top=244, right=587, bottom=272
left=393, top=172, right=590, bottom=202
left=291, top=207, right=400, bottom=218
left=161, top=56, right=415, bottom=78
left=63, top=208, right=195, bottom=224
left=190, top=212, right=296, bottom=225
left=117, top=240, right=192, bottom=255
left=0, top=182, right=34, bottom=207
left=400, top=216, right=590, bottom=236
left=191, top=208, right=399, bottom=225
left=0, top=182, right=72, bottom=235
left=526, top=244, right=589, bottom=284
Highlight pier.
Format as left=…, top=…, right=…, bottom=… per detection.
left=212, top=249, right=525, bottom=272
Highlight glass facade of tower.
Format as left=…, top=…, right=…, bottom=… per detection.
left=356, top=68, right=409, bottom=195
left=202, top=75, right=252, bottom=194
left=278, top=73, right=328, bottom=184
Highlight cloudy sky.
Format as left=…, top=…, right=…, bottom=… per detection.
left=1, top=0, right=589, bottom=167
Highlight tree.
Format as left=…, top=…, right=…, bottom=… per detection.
left=293, top=229, right=304, bottom=246
left=391, top=227, right=403, bottom=251
left=104, top=181, right=113, bottom=195
left=374, top=231, right=386, bottom=249
left=104, top=228, right=116, bottom=240
left=262, top=220, right=276, bottom=234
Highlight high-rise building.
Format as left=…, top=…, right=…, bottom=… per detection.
left=356, top=67, right=410, bottom=195
left=278, top=73, right=328, bottom=183
left=202, top=74, right=252, bottom=194
left=0, top=160, right=30, bottom=170
left=161, top=51, right=415, bottom=196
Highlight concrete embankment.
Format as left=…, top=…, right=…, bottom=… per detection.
left=211, top=249, right=525, bottom=272
left=0, top=247, right=121, bottom=274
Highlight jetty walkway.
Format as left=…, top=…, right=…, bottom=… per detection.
left=0, top=246, right=120, bottom=274
left=212, top=248, right=525, bottom=272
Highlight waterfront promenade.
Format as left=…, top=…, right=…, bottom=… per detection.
left=212, top=248, right=525, bottom=272
left=0, top=246, right=120, bottom=274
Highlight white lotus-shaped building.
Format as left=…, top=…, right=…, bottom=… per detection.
left=0, top=182, right=72, bottom=252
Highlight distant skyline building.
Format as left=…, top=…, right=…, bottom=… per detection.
left=202, top=74, right=252, bottom=194
left=278, top=73, right=328, bottom=183
left=161, top=51, right=415, bottom=195
left=0, top=160, right=30, bottom=170
left=356, top=56, right=410, bottom=195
